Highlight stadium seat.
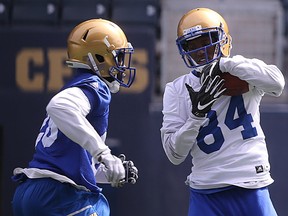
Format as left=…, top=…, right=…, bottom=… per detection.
left=0, top=0, right=11, bottom=24
left=12, top=0, right=60, bottom=25
left=111, top=0, right=160, bottom=26
left=61, top=0, right=111, bottom=26
left=280, top=0, right=288, bottom=35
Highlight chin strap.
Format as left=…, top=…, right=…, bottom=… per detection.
left=104, top=80, right=120, bottom=93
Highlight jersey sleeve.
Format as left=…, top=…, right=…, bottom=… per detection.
left=220, top=55, right=285, bottom=96
left=160, top=82, right=206, bottom=165
left=46, top=87, right=110, bottom=162
left=94, top=163, right=109, bottom=184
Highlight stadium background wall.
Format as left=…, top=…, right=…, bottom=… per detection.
left=0, top=27, right=288, bottom=216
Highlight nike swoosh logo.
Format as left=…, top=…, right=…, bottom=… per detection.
left=197, top=99, right=216, bottom=110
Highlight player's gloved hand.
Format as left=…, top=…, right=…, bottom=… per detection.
left=185, top=75, right=226, bottom=118
left=98, top=151, right=125, bottom=187
left=200, top=60, right=221, bottom=85
left=117, top=154, right=138, bottom=187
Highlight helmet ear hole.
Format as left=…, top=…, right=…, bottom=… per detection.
left=95, top=54, right=104, bottom=63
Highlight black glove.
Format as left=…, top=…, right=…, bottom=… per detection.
left=118, top=154, right=138, bottom=186
left=200, top=60, right=221, bottom=85
left=185, top=75, right=226, bottom=117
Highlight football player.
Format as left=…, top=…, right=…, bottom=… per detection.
left=161, top=8, right=285, bottom=216
left=12, top=19, right=138, bottom=216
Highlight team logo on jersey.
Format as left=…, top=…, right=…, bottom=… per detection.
left=90, top=82, right=99, bottom=89
left=255, top=165, right=264, bottom=173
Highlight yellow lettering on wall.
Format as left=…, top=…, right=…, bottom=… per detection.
left=47, top=49, right=72, bottom=92
left=15, top=47, right=149, bottom=94
left=16, top=48, right=44, bottom=92
left=121, top=49, right=149, bottom=94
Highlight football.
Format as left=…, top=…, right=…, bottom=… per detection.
left=219, top=72, right=249, bottom=96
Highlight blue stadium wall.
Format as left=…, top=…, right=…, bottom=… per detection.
left=1, top=27, right=288, bottom=216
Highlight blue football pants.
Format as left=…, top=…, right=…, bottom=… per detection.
left=12, top=178, right=110, bottom=216
left=188, top=186, right=277, bottom=216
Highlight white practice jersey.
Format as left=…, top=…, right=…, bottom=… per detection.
left=161, top=55, right=285, bottom=190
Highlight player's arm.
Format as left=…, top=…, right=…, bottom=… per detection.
left=220, top=55, right=285, bottom=96
left=161, top=84, right=205, bottom=165
left=46, top=87, right=125, bottom=186
left=94, top=154, right=138, bottom=187
left=47, top=87, right=109, bottom=157
left=161, top=117, right=204, bottom=165
left=161, top=76, right=225, bottom=165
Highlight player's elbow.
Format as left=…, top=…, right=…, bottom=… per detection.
left=163, top=147, right=185, bottom=165
left=46, top=97, right=60, bottom=116
left=169, top=157, right=183, bottom=165
left=269, top=80, right=285, bottom=97
left=275, top=80, right=285, bottom=97
left=269, top=67, right=286, bottom=97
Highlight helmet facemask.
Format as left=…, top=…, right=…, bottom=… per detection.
left=176, top=25, right=227, bottom=70
left=107, top=42, right=136, bottom=88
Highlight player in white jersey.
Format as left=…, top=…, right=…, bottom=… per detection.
left=160, top=8, right=285, bottom=216
left=12, top=19, right=138, bottom=216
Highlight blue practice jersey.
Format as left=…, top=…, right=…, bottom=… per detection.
left=27, top=68, right=111, bottom=193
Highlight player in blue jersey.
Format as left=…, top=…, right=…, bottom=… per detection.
left=12, top=19, right=138, bottom=216
left=160, top=8, right=285, bottom=216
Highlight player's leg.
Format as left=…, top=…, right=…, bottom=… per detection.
left=12, top=178, right=110, bottom=216
left=12, top=179, right=29, bottom=216
left=188, top=186, right=277, bottom=216
left=229, top=186, right=277, bottom=216
left=66, top=193, right=110, bottom=216
left=86, top=193, right=110, bottom=216
left=188, top=188, right=224, bottom=216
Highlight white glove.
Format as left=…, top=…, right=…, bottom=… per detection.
left=98, top=152, right=125, bottom=187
